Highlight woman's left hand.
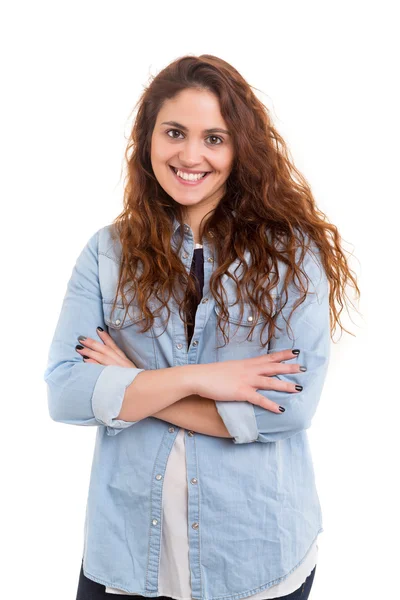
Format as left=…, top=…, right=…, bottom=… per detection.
left=75, top=328, right=138, bottom=368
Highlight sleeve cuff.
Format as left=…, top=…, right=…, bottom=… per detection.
left=215, top=401, right=259, bottom=444
left=91, top=365, right=146, bottom=436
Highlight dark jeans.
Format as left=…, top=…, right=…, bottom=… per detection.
left=76, top=560, right=316, bottom=600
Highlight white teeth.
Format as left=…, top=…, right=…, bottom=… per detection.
left=173, top=167, right=208, bottom=181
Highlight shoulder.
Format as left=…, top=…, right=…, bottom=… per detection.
left=272, top=228, right=327, bottom=297
left=95, top=223, right=123, bottom=262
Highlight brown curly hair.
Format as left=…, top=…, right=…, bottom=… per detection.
left=108, top=53, right=360, bottom=349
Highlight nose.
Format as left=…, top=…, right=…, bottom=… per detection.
left=178, top=139, right=205, bottom=165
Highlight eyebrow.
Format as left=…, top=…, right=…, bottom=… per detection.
left=161, top=120, right=231, bottom=136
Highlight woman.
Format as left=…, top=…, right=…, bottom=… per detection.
left=44, top=54, right=360, bottom=600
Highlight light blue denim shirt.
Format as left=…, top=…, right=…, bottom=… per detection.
left=44, top=219, right=330, bottom=599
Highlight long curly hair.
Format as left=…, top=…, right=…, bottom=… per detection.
left=109, top=53, right=360, bottom=349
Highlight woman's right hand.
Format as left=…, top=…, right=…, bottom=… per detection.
left=192, top=349, right=305, bottom=414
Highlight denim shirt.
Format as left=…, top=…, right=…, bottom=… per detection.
left=44, top=219, right=331, bottom=600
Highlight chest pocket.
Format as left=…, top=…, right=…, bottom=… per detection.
left=214, top=295, right=279, bottom=358
left=102, top=302, right=157, bottom=370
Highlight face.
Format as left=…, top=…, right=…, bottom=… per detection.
left=150, top=88, right=234, bottom=225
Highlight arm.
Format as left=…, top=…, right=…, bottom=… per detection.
left=116, top=366, right=199, bottom=422
left=150, top=394, right=232, bottom=438
left=44, top=230, right=208, bottom=436
left=44, top=229, right=146, bottom=437
left=215, top=241, right=331, bottom=444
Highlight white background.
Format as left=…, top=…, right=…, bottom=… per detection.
left=1, top=1, right=397, bottom=598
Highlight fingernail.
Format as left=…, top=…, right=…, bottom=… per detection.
left=75, top=344, right=84, bottom=350
left=97, top=326, right=104, bottom=332
left=82, top=355, right=90, bottom=359
left=78, top=335, right=87, bottom=342
left=295, top=385, right=303, bottom=391
left=279, top=406, right=285, bottom=412
left=292, top=349, right=300, bottom=355
left=299, top=366, right=307, bottom=372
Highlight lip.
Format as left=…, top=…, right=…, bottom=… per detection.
left=169, top=165, right=212, bottom=186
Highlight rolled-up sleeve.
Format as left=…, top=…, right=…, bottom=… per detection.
left=43, top=229, right=145, bottom=436
left=216, top=242, right=331, bottom=444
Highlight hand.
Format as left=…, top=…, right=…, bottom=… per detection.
left=75, top=329, right=138, bottom=368
left=191, top=349, right=305, bottom=414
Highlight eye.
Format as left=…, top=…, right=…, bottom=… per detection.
left=166, top=129, right=184, bottom=140
left=165, top=129, right=223, bottom=145
left=207, top=135, right=223, bottom=146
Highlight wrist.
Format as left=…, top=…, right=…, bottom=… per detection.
left=179, top=364, right=204, bottom=396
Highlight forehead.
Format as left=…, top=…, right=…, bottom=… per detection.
left=156, top=89, right=227, bottom=128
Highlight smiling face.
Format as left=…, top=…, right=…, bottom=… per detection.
left=150, top=88, right=234, bottom=231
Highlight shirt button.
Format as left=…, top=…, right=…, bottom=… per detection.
left=247, top=315, right=253, bottom=322
left=184, top=225, right=190, bottom=232
left=115, top=319, right=121, bottom=325
left=187, top=430, right=194, bottom=436
left=155, top=474, right=163, bottom=480
left=207, top=257, right=214, bottom=263
left=152, top=519, right=158, bottom=526
left=168, top=427, right=175, bottom=433
left=191, top=522, right=199, bottom=530
left=176, top=343, right=183, bottom=349
left=201, top=298, right=209, bottom=303
left=192, top=340, right=198, bottom=346
left=183, top=252, right=189, bottom=259
left=190, top=478, right=198, bottom=484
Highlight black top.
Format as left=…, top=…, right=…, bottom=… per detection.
left=186, top=247, right=204, bottom=349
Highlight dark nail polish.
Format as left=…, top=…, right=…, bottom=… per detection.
left=78, top=335, right=87, bottom=342
left=82, top=355, right=90, bottom=359
left=299, top=366, right=307, bottom=372
left=295, top=385, right=303, bottom=391
left=292, top=349, right=300, bottom=355
left=97, top=326, right=104, bottom=332
left=279, top=406, right=285, bottom=412
left=75, top=344, right=84, bottom=350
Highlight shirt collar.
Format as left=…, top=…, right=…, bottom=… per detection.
left=172, top=215, right=181, bottom=236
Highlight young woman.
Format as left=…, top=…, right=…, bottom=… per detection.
left=44, top=54, right=359, bottom=600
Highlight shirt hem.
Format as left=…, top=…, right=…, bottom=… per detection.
left=83, top=525, right=323, bottom=600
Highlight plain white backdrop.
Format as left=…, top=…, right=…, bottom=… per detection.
left=1, top=1, right=397, bottom=598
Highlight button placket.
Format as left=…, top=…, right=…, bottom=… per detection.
left=184, top=424, right=201, bottom=595
left=145, top=423, right=182, bottom=592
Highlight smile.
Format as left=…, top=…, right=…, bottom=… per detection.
left=169, top=165, right=212, bottom=186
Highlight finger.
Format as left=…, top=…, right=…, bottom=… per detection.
left=264, top=349, right=301, bottom=362
left=77, top=336, right=111, bottom=355
left=96, top=329, right=127, bottom=359
left=247, top=391, right=283, bottom=413
left=255, top=374, right=303, bottom=394
left=260, top=362, right=305, bottom=375
left=77, top=336, right=126, bottom=364
left=76, top=345, right=125, bottom=366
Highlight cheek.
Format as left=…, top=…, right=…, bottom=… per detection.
left=216, top=151, right=234, bottom=174
left=151, top=136, right=171, bottom=162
